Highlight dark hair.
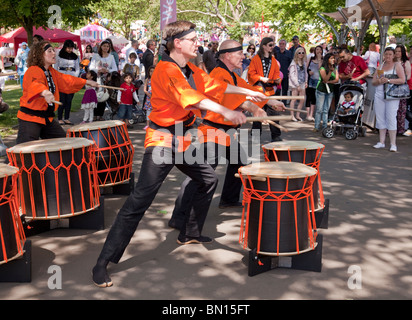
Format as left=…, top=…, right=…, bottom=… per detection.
left=257, top=37, right=274, bottom=59
left=146, top=65, right=156, bottom=79
left=129, top=52, right=137, bottom=59
left=33, top=34, right=44, bottom=42
left=395, top=44, right=408, bottom=63
left=88, top=70, right=98, bottom=81
left=344, top=91, right=354, bottom=98
left=59, top=39, right=76, bottom=58
left=122, top=72, right=134, bottom=82
left=85, top=45, right=93, bottom=53
left=321, top=52, right=336, bottom=73
left=338, top=47, right=351, bottom=55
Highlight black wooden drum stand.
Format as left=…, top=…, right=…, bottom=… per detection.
left=0, top=240, right=32, bottom=282
left=248, top=234, right=323, bottom=277
left=314, top=198, right=329, bottom=229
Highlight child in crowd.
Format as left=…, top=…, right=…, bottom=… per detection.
left=117, top=72, right=139, bottom=128
left=122, top=52, right=140, bottom=80
left=337, top=91, right=356, bottom=115
left=81, top=70, right=98, bottom=123
left=143, top=66, right=155, bottom=130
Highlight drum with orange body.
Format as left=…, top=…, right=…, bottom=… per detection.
left=0, top=164, right=26, bottom=264
left=7, top=138, right=100, bottom=220
left=67, top=120, right=134, bottom=187
left=238, top=162, right=318, bottom=256
left=262, top=140, right=325, bottom=211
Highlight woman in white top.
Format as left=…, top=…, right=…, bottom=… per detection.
left=89, top=40, right=118, bottom=120
left=371, top=47, right=406, bottom=152
left=55, top=40, right=80, bottom=125
left=363, top=42, right=380, bottom=75
left=288, top=47, right=308, bottom=121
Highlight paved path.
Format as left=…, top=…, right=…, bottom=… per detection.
left=0, top=109, right=411, bottom=300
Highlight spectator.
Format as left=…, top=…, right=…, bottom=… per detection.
left=83, top=45, right=94, bottom=60
left=141, top=39, right=156, bottom=78
left=289, top=35, right=302, bottom=58
left=288, top=47, right=308, bottom=121
left=314, top=52, right=339, bottom=132
left=242, top=44, right=256, bottom=71
left=394, top=44, right=411, bottom=135
left=122, top=52, right=140, bottom=80
left=363, top=42, right=380, bottom=75
left=15, top=42, right=30, bottom=89
left=203, top=40, right=218, bottom=73
left=105, top=38, right=119, bottom=68
left=372, top=47, right=405, bottom=152
left=387, top=35, right=397, bottom=49
left=126, top=40, right=141, bottom=70
left=117, top=72, right=139, bottom=128
left=405, top=46, right=412, bottom=136
left=338, top=47, right=370, bottom=86
left=55, top=40, right=80, bottom=125
left=306, top=45, right=323, bottom=121
left=274, top=39, right=293, bottom=101
left=32, top=35, right=44, bottom=46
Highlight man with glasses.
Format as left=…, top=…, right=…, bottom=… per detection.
left=338, top=48, right=370, bottom=86
left=91, top=20, right=269, bottom=288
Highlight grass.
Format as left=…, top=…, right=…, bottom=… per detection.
left=0, top=79, right=85, bottom=138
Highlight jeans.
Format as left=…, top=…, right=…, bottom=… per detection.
left=117, top=104, right=133, bottom=120
left=314, top=90, right=333, bottom=130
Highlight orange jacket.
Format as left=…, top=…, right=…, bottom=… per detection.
left=199, top=65, right=267, bottom=146
left=247, top=55, right=280, bottom=96
left=145, top=59, right=227, bottom=151
left=18, top=66, right=86, bottom=125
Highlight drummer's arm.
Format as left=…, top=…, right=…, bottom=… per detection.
left=239, top=100, right=267, bottom=118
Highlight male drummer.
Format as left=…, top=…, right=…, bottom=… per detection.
left=92, top=21, right=269, bottom=287
left=168, top=39, right=285, bottom=229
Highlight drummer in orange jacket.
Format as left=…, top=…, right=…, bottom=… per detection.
left=16, top=41, right=99, bottom=144
left=169, top=40, right=285, bottom=229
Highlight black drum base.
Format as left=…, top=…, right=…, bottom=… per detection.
left=0, top=240, right=32, bottom=282
left=23, top=196, right=105, bottom=237
left=314, top=198, right=329, bottom=229
left=247, top=234, right=323, bottom=277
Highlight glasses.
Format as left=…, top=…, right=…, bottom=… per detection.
left=180, top=37, right=198, bottom=44
left=267, top=44, right=274, bottom=47
left=297, top=52, right=305, bottom=54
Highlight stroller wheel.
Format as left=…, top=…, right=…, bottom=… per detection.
left=128, top=118, right=135, bottom=125
left=322, top=127, right=334, bottom=138
left=345, top=128, right=358, bottom=140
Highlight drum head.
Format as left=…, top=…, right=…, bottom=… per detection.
left=68, top=120, right=125, bottom=133
left=262, top=140, right=324, bottom=151
left=0, top=163, right=19, bottom=178
left=8, top=137, right=95, bottom=154
left=239, top=161, right=317, bottom=179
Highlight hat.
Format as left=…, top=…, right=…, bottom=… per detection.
left=21, top=42, right=28, bottom=46
left=292, top=35, right=299, bottom=40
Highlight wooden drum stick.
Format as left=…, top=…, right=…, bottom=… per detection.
left=245, top=115, right=293, bottom=122
left=98, top=84, right=126, bottom=91
left=266, top=95, right=305, bottom=100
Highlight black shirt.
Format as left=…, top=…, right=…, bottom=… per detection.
left=274, top=47, right=293, bottom=78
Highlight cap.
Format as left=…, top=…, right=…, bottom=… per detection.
left=292, top=35, right=299, bottom=40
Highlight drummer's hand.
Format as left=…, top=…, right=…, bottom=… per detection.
left=267, top=99, right=286, bottom=111
left=41, top=90, right=55, bottom=104
left=246, top=90, right=267, bottom=102
left=86, top=80, right=99, bottom=87
left=260, top=76, right=269, bottom=83
left=223, top=109, right=247, bottom=125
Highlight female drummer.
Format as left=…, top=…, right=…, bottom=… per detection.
left=16, top=41, right=99, bottom=145
left=92, top=20, right=268, bottom=288
left=247, top=37, right=282, bottom=141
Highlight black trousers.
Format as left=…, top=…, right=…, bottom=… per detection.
left=58, top=92, right=74, bottom=120
left=16, top=118, right=66, bottom=145
left=251, top=104, right=281, bottom=141
left=97, top=146, right=218, bottom=264
left=170, top=140, right=247, bottom=228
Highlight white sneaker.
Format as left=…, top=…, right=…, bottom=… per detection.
left=373, top=142, right=385, bottom=149
left=389, top=145, right=397, bottom=152
left=403, top=129, right=412, bottom=136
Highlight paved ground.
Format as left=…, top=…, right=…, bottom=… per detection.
left=0, top=107, right=411, bottom=301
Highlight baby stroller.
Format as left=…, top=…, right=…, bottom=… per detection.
left=128, top=79, right=146, bottom=125
left=103, top=71, right=122, bottom=120
left=322, top=81, right=367, bottom=140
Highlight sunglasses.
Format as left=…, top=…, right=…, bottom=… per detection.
left=267, top=44, right=274, bottom=47
left=297, top=52, right=305, bottom=54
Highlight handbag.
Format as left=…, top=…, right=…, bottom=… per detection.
left=97, top=88, right=109, bottom=102
left=383, top=66, right=411, bottom=100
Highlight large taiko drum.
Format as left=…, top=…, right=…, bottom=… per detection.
left=0, top=164, right=26, bottom=264
left=7, top=138, right=100, bottom=220
left=67, top=120, right=134, bottom=187
left=262, top=140, right=325, bottom=211
left=238, top=162, right=318, bottom=256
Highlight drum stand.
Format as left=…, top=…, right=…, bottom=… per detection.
left=314, top=199, right=329, bottom=229
left=247, top=234, right=323, bottom=277
left=22, top=195, right=105, bottom=237
left=0, top=240, right=32, bottom=282
left=100, top=172, right=135, bottom=196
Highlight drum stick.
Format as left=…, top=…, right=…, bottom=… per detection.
left=99, top=84, right=126, bottom=91
left=266, top=120, right=288, bottom=132
left=245, top=115, right=293, bottom=122
left=52, top=100, right=63, bottom=105
left=234, top=173, right=266, bottom=182
left=0, top=72, right=18, bottom=76
left=266, top=96, right=305, bottom=100
left=283, top=107, right=308, bottom=114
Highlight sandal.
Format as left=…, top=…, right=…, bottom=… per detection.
left=64, top=120, right=73, bottom=125
left=58, top=120, right=65, bottom=125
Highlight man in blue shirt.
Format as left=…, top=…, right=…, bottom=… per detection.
left=274, top=39, right=293, bottom=102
